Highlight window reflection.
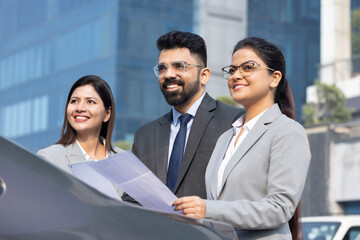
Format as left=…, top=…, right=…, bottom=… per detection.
left=303, top=222, right=340, bottom=240
left=0, top=96, right=49, bottom=138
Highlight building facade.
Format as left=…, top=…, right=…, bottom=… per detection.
left=196, top=0, right=247, bottom=98
left=0, top=0, right=195, bottom=152
left=303, top=121, right=360, bottom=216
left=0, top=0, right=321, bottom=154
left=301, top=0, right=360, bottom=216
left=247, top=0, right=320, bottom=119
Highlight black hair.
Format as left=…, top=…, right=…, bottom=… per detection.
left=156, top=31, right=207, bottom=67
left=57, top=75, right=116, bottom=153
left=233, top=37, right=295, bottom=119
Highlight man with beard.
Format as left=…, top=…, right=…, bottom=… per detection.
left=122, top=31, right=242, bottom=202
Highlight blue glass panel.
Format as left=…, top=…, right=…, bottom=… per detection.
left=345, top=201, right=360, bottom=214
left=58, top=0, right=90, bottom=14
left=0, top=1, right=17, bottom=38
left=125, top=78, right=142, bottom=118
left=17, top=0, right=47, bottom=31
left=0, top=0, right=196, bottom=151
left=127, top=18, right=145, bottom=55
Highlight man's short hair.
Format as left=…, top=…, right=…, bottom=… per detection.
left=156, top=31, right=207, bottom=67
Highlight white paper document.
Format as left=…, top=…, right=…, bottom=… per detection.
left=70, top=151, right=179, bottom=214
left=69, top=161, right=121, bottom=200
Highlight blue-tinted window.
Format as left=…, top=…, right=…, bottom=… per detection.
left=143, top=76, right=161, bottom=119
left=0, top=0, right=47, bottom=39
left=127, top=19, right=145, bottom=55
left=17, top=0, right=47, bottom=31
left=58, top=0, right=92, bottom=14
left=144, top=19, right=163, bottom=57
left=0, top=95, right=48, bottom=138
left=300, top=1, right=320, bottom=20
left=307, top=42, right=320, bottom=84
left=163, top=3, right=177, bottom=19
left=118, top=16, right=128, bottom=53
left=0, top=0, right=196, bottom=152
left=147, top=1, right=162, bottom=16
left=0, top=1, right=17, bottom=39
left=125, top=77, right=142, bottom=118
left=0, top=44, right=51, bottom=90
left=129, top=0, right=144, bottom=9
left=248, top=0, right=266, bottom=18
left=54, top=19, right=101, bottom=72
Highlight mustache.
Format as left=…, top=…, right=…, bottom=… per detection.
left=162, top=78, right=184, bottom=88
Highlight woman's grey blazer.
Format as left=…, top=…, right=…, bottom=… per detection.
left=37, top=143, right=124, bottom=197
left=204, top=104, right=311, bottom=240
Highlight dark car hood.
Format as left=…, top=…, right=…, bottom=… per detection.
left=0, top=136, right=236, bottom=240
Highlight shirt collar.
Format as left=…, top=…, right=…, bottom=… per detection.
left=75, top=137, right=108, bottom=161
left=232, top=106, right=271, bottom=131
left=171, top=92, right=206, bottom=126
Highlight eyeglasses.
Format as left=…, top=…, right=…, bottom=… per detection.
left=153, top=61, right=203, bottom=77
left=221, top=61, right=275, bottom=80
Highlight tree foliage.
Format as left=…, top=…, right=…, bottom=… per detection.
left=216, top=96, right=239, bottom=107
left=352, top=6, right=360, bottom=55
left=303, top=81, right=353, bottom=126
left=113, top=140, right=132, bottom=150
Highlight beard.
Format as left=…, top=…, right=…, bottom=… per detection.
left=160, top=73, right=201, bottom=106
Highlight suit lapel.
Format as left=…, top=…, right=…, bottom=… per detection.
left=174, top=94, right=216, bottom=192
left=208, top=129, right=234, bottom=200
left=65, top=143, right=86, bottom=164
left=219, top=104, right=282, bottom=196
left=155, top=113, right=172, bottom=183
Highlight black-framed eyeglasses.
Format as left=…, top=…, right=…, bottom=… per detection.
left=221, top=61, right=275, bottom=80
left=153, top=61, right=203, bottom=77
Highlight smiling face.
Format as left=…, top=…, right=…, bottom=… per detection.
left=158, top=48, right=209, bottom=113
left=66, top=85, right=111, bottom=138
left=228, top=48, right=281, bottom=110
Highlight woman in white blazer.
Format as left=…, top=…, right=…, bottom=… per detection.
left=37, top=75, right=123, bottom=195
left=173, top=37, right=311, bottom=240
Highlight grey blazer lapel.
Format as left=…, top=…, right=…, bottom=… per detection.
left=219, top=104, right=282, bottom=195
left=65, top=143, right=87, bottom=164
left=155, top=113, right=172, bottom=183
left=174, top=94, right=216, bottom=192
left=208, top=129, right=235, bottom=200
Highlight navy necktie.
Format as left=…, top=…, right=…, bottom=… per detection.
left=166, top=113, right=192, bottom=192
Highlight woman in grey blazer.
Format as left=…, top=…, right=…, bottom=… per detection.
left=173, top=38, right=311, bottom=240
left=37, top=75, right=123, bottom=195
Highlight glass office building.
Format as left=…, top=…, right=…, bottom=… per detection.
left=0, top=0, right=321, bottom=152
left=0, top=0, right=195, bottom=152
left=247, top=0, right=320, bottom=119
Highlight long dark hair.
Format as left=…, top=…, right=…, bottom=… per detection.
left=233, top=37, right=301, bottom=240
left=56, top=75, right=116, bottom=153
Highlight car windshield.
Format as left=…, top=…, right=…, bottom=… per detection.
left=303, top=221, right=341, bottom=240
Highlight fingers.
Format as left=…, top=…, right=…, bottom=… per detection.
left=172, top=196, right=206, bottom=218
left=173, top=196, right=200, bottom=210
left=173, top=196, right=197, bottom=205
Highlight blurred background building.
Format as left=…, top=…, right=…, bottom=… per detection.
left=302, top=0, right=360, bottom=216
left=0, top=0, right=320, bottom=152
left=0, top=0, right=195, bottom=150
